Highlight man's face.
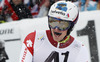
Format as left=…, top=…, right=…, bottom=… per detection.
left=12, top=0, right=22, bottom=5
left=51, top=28, right=67, bottom=42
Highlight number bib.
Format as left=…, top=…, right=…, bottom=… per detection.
left=33, top=30, right=82, bottom=62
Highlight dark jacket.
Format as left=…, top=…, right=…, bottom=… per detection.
left=0, top=47, right=9, bottom=62
left=10, top=1, right=32, bottom=20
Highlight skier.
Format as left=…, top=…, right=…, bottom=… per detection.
left=19, top=1, right=89, bottom=62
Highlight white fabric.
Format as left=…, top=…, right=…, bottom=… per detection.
left=19, top=30, right=89, bottom=62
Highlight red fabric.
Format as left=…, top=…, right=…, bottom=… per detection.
left=24, top=31, right=36, bottom=56
left=0, top=7, right=2, bottom=14
left=46, top=30, right=74, bottom=48
left=39, top=0, right=46, bottom=7
left=46, top=30, right=58, bottom=47
left=0, top=7, right=2, bottom=10
left=31, top=12, right=38, bottom=16
left=4, top=0, right=19, bottom=21
left=93, top=0, right=96, bottom=1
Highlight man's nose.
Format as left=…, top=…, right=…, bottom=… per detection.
left=54, top=26, right=60, bottom=31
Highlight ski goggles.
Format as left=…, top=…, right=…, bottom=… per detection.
left=48, top=16, right=71, bottom=31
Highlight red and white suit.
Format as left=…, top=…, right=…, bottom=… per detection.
left=19, top=30, right=89, bottom=62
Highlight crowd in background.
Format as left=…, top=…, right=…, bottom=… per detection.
left=0, top=0, right=100, bottom=24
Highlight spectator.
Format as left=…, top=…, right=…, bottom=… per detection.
left=27, top=0, right=42, bottom=18
left=96, top=0, right=100, bottom=9
left=65, top=0, right=78, bottom=2
left=79, top=0, right=89, bottom=11
left=25, top=0, right=64, bottom=18
left=37, top=0, right=50, bottom=17
left=0, top=0, right=32, bottom=22
left=37, top=0, right=62, bottom=17
left=0, top=39, right=9, bottom=62
left=0, top=0, right=2, bottom=3
left=0, top=0, right=6, bottom=23
left=25, top=0, right=46, bottom=18
left=0, top=7, right=6, bottom=23
left=74, top=0, right=97, bottom=11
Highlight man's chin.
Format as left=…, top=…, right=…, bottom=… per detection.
left=52, top=32, right=62, bottom=41
left=53, top=36, right=61, bottom=42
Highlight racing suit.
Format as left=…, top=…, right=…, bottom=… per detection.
left=19, top=30, right=89, bottom=62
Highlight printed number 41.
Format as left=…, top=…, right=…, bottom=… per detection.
left=45, top=51, right=69, bottom=62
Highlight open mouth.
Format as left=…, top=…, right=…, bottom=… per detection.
left=54, top=32, right=62, bottom=36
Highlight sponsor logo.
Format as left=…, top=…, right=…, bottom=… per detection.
left=50, top=3, right=69, bottom=17
left=0, top=29, right=13, bottom=35
left=21, top=47, right=27, bottom=62
left=38, top=36, right=45, bottom=41
left=51, top=10, right=65, bottom=16
left=26, top=40, right=32, bottom=47
left=56, top=3, right=67, bottom=12
left=66, top=13, right=69, bottom=18
left=51, top=10, right=70, bottom=18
